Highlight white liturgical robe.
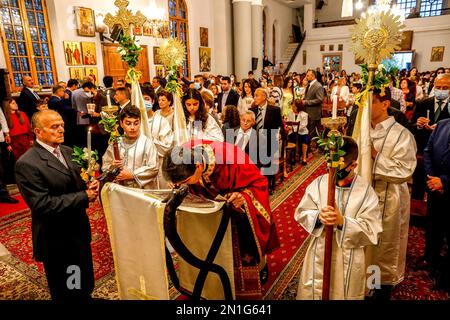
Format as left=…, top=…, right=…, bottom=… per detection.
left=102, top=134, right=159, bottom=189
left=149, top=112, right=174, bottom=189
left=187, top=114, right=224, bottom=142
left=366, top=117, right=417, bottom=286
left=295, top=174, right=382, bottom=300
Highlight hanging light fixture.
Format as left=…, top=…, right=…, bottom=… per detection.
left=355, top=0, right=364, bottom=10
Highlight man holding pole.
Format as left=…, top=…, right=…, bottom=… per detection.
left=365, top=87, right=417, bottom=300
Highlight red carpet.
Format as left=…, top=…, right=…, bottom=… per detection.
left=0, top=200, right=114, bottom=282
left=0, top=194, right=28, bottom=220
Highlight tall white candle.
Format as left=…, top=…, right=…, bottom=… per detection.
left=87, top=127, right=92, bottom=170
left=426, top=109, right=430, bottom=119
left=332, top=95, right=338, bottom=119
left=107, top=92, right=112, bottom=107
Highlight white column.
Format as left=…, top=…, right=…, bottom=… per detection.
left=251, top=0, right=263, bottom=79
left=233, top=0, right=252, bottom=81
left=303, top=2, right=315, bottom=33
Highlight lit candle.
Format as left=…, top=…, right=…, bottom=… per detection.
left=426, top=109, right=430, bottom=119
left=332, top=95, right=338, bottom=119
left=107, top=92, right=112, bottom=108
left=87, top=127, right=92, bottom=171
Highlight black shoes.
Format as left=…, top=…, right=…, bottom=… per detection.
left=0, top=195, right=19, bottom=204
left=301, top=161, right=307, bottom=166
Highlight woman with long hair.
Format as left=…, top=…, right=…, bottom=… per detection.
left=330, top=77, right=350, bottom=116
left=3, top=98, right=33, bottom=161
left=237, top=79, right=255, bottom=115
left=281, top=77, right=294, bottom=118
left=400, top=78, right=416, bottom=121
left=182, top=88, right=224, bottom=142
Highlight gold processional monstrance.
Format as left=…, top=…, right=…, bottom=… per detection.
left=320, top=0, right=404, bottom=300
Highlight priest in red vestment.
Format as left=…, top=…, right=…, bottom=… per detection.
left=163, top=140, right=280, bottom=299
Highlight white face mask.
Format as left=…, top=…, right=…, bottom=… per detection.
left=85, top=92, right=93, bottom=98
left=144, top=101, right=153, bottom=111
left=435, top=89, right=449, bottom=101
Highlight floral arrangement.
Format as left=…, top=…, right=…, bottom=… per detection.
left=117, top=33, right=143, bottom=82
left=72, top=146, right=99, bottom=182
left=159, top=38, right=186, bottom=96
left=313, top=130, right=346, bottom=169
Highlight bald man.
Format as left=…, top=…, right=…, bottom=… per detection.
left=15, top=110, right=98, bottom=301
left=18, top=76, right=41, bottom=120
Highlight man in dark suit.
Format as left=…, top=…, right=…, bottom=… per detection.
left=65, top=79, right=79, bottom=107
left=412, top=74, right=450, bottom=200
left=151, top=76, right=164, bottom=111
left=422, top=118, right=450, bottom=292
left=18, top=76, right=40, bottom=120
left=15, top=110, right=98, bottom=301
left=250, top=88, right=283, bottom=194
left=218, top=76, right=240, bottom=113
left=302, top=69, right=324, bottom=139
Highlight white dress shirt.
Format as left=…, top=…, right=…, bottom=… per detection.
left=36, top=139, right=68, bottom=168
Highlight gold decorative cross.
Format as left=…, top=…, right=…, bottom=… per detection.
left=103, top=0, right=147, bottom=35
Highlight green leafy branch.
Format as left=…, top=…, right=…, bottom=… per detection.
left=99, top=116, right=120, bottom=144
left=313, top=129, right=346, bottom=168
left=117, top=34, right=143, bottom=69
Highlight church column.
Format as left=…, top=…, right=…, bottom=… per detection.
left=233, top=0, right=252, bottom=81
left=251, top=0, right=263, bottom=79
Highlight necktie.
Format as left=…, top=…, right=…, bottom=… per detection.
left=435, top=100, right=443, bottom=122
left=30, top=89, right=40, bottom=100
left=53, top=148, right=68, bottom=169
left=256, top=107, right=264, bottom=131
left=304, top=84, right=310, bottom=98
left=236, top=133, right=247, bottom=150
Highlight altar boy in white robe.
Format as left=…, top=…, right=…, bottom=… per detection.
left=365, top=87, right=417, bottom=300
left=295, top=137, right=382, bottom=300
left=102, top=105, right=159, bottom=189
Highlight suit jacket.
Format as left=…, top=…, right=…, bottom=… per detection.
left=15, top=143, right=91, bottom=262
left=250, top=105, right=283, bottom=173
left=217, top=89, right=240, bottom=113
left=18, top=87, right=39, bottom=120
left=232, top=128, right=259, bottom=166
left=413, top=97, right=450, bottom=153
left=303, top=80, right=324, bottom=121
left=423, top=118, right=450, bottom=194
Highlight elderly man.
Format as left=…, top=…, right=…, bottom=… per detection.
left=421, top=118, right=450, bottom=292
left=232, top=111, right=259, bottom=165
left=15, top=110, right=99, bottom=301
left=250, top=88, right=283, bottom=195
left=19, top=76, right=41, bottom=120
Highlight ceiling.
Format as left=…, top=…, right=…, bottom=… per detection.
left=274, top=0, right=312, bottom=8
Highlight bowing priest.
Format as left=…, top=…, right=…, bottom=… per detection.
left=295, top=137, right=382, bottom=300
left=102, top=105, right=159, bottom=189
left=162, top=140, right=280, bottom=299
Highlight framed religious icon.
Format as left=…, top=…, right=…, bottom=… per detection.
left=153, top=47, right=162, bottom=65
left=200, top=27, right=208, bottom=47
left=430, top=46, right=444, bottom=62
left=69, top=67, right=85, bottom=81
left=81, top=42, right=97, bottom=65
left=320, top=45, right=325, bottom=52
left=133, top=26, right=143, bottom=36
left=75, top=7, right=96, bottom=37
left=400, top=31, right=413, bottom=50
left=64, top=41, right=82, bottom=66
left=329, top=44, right=334, bottom=51
left=302, top=50, right=307, bottom=65
left=85, top=67, right=98, bottom=86
left=155, top=66, right=165, bottom=78
left=199, top=47, right=211, bottom=72
left=143, top=21, right=152, bottom=36
left=338, top=44, right=343, bottom=51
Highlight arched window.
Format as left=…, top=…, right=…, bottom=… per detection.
left=168, top=0, right=190, bottom=78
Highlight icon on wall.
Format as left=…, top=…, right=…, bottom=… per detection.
left=64, top=41, right=82, bottom=66
left=329, top=44, right=334, bottom=51
left=430, top=46, right=444, bottom=62
left=200, top=27, right=208, bottom=47
left=320, top=45, right=325, bottom=52
left=75, top=7, right=96, bottom=37
left=69, top=67, right=85, bottom=81
left=85, top=67, right=98, bottom=85
left=155, top=65, right=165, bottom=78
left=81, top=42, right=97, bottom=65
left=338, top=44, right=343, bottom=51
left=153, top=47, right=162, bottom=65
left=199, top=47, right=211, bottom=72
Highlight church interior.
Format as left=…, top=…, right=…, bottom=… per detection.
left=0, top=0, right=450, bottom=302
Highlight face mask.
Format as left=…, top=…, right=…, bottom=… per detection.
left=85, top=92, right=93, bottom=98
left=337, top=162, right=354, bottom=180
left=194, top=82, right=201, bottom=90
left=434, top=89, right=449, bottom=100
left=144, top=101, right=153, bottom=111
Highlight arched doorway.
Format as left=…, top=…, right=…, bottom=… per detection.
left=168, top=0, right=190, bottom=78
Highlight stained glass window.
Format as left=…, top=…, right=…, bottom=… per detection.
left=0, top=0, right=56, bottom=90
left=168, top=0, right=190, bottom=78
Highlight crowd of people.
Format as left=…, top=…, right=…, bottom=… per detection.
left=0, top=63, right=449, bottom=300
